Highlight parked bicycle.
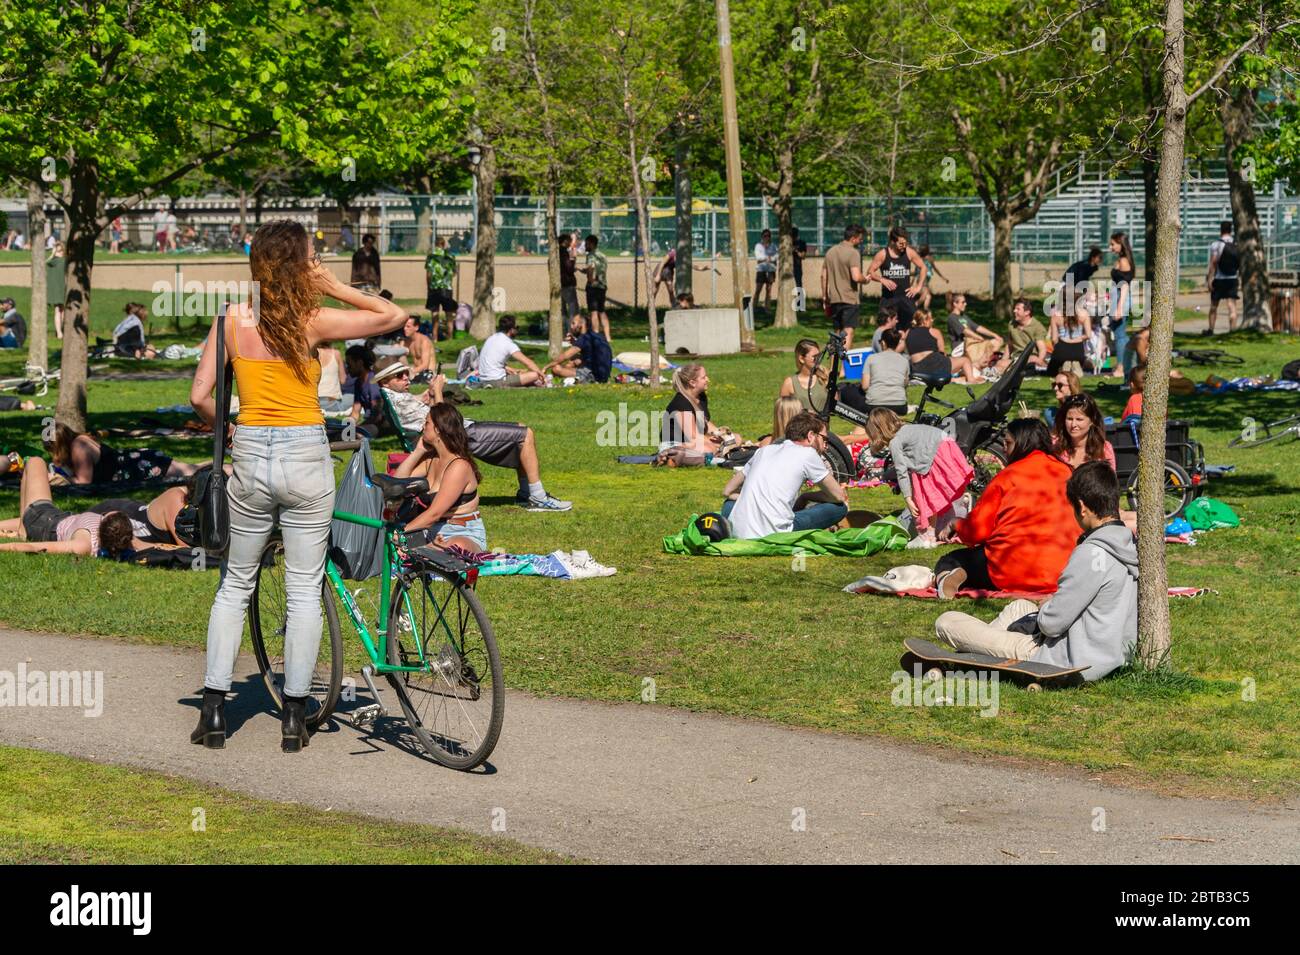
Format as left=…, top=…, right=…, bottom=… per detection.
left=248, top=472, right=503, bottom=771
left=1227, top=413, right=1300, bottom=449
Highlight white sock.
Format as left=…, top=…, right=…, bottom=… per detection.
left=528, top=481, right=545, bottom=500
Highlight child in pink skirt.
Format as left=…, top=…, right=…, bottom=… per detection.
left=865, top=409, right=973, bottom=544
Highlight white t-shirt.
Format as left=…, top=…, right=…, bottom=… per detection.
left=728, top=441, right=829, bottom=539
left=153, top=209, right=167, bottom=231
left=477, top=332, right=518, bottom=381
left=754, top=241, right=777, bottom=273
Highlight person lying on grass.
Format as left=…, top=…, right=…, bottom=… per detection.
left=720, top=411, right=848, bottom=539
left=46, top=422, right=198, bottom=485
left=378, top=362, right=572, bottom=512
left=392, top=403, right=487, bottom=553
left=933, top=460, right=1137, bottom=681
left=0, top=456, right=153, bottom=558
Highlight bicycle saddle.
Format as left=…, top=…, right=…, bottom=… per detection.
left=371, top=474, right=429, bottom=501
left=909, top=371, right=952, bottom=389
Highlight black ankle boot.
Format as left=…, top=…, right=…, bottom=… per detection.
left=190, top=689, right=227, bottom=749
left=281, top=695, right=310, bottom=753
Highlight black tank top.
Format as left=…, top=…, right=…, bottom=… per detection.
left=90, top=442, right=119, bottom=484
left=906, top=326, right=934, bottom=356
left=880, top=248, right=911, bottom=300
left=88, top=498, right=172, bottom=543
left=1111, top=263, right=1133, bottom=285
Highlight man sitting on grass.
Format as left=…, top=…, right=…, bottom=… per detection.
left=478, top=314, right=546, bottom=387
left=720, top=411, right=848, bottom=538
left=541, top=313, right=612, bottom=383
left=933, top=460, right=1137, bottom=681
left=0, top=456, right=149, bottom=558
left=375, top=359, right=573, bottom=512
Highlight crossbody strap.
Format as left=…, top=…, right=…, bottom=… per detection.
left=212, top=304, right=233, bottom=467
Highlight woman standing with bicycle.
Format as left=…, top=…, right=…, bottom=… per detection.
left=188, top=219, right=405, bottom=753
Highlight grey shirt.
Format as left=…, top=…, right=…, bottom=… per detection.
left=887, top=423, right=945, bottom=498
left=1033, top=522, right=1138, bottom=680
left=863, top=350, right=910, bottom=408
left=1, top=308, right=26, bottom=346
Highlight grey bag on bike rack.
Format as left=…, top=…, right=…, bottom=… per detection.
left=330, top=437, right=385, bottom=580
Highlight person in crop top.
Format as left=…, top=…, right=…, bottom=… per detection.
left=188, top=219, right=406, bottom=754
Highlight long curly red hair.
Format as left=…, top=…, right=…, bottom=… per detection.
left=248, top=220, right=320, bottom=382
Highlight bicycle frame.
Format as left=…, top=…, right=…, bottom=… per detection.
left=324, top=508, right=433, bottom=676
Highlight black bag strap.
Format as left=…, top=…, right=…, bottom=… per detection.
left=212, top=304, right=233, bottom=467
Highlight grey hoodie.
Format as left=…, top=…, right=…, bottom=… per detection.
left=1032, top=521, right=1138, bottom=680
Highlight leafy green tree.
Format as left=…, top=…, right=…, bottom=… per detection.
left=0, top=0, right=476, bottom=430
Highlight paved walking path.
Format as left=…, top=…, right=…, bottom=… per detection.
left=2, top=628, right=1294, bottom=864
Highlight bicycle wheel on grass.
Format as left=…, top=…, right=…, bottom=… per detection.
left=1125, top=460, right=1193, bottom=520
left=1226, top=416, right=1300, bottom=448
left=386, top=569, right=503, bottom=771
left=968, top=439, right=1007, bottom=500
left=249, top=539, right=344, bottom=728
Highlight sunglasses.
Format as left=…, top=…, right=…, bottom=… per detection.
left=1053, top=381, right=1070, bottom=390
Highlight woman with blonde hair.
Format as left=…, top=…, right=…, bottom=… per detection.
left=866, top=408, right=973, bottom=543
left=660, top=363, right=741, bottom=453
left=188, top=219, right=406, bottom=753
left=760, top=395, right=804, bottom=447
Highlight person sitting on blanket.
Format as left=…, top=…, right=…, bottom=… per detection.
left=932, top=418, right=1077, bottom=597
left=46, top=423, right=197, bottom=485
left=934, top=460, right=1137, bottom=681
left=392, top=403, right=488, bottom=553
left=541, top=312, right=613, bottom=383
left=661, top=363, right=743, bottom=454
left=343, top=343, right=383, bottom=426
left=720, top=412, right=848, bottom=538
left=864, top=409, right=972, bottom=545
left=758, top=396, right=803, bottom=448
left=0, top=456, right=152, bottom=558
left=383, top=370, right=573, bottom=512
left=113, top=302, right=158, bottom=358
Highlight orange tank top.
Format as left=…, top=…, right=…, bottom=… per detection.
left=228, top=321, right=324, bottom=427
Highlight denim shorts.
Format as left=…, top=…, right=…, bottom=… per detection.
left=409, top=515, right=488, bottom=551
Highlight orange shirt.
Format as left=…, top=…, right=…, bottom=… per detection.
left=229, top=323, right=323, bottom=427
left=954, top=450, right=1078, bottom=593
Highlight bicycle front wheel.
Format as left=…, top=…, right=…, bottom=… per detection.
left=1227, top=418, right=1300, bottom=448
left=386, top=570, right=503, bottom=771
left=249, top=539, right=344, bottom=728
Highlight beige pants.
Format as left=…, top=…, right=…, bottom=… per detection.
left=935, top=599, right=1041, bottom=660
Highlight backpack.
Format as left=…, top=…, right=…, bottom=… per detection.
left=1282, top=358, right=1300, bottom=382
left=1215, top=240, right=1239, bottom=277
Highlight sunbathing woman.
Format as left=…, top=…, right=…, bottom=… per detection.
left=0, top=456, right=146, bottom=558
left=47, top=423, right=197, bottom=485
left=393, top=403, right=488, bottom=553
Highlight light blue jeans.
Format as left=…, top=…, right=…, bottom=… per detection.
left=205, top=425, right=335, bottom=697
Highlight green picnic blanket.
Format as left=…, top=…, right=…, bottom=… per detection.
left=663, top=515, right=909, bottom=557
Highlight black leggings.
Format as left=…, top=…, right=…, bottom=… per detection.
left=933, top=546, right=994, bottom=590
left=1047, top=340, right=1089, bottom=377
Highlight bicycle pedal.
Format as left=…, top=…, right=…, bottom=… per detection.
left=351, top=703, right=383, bottom=728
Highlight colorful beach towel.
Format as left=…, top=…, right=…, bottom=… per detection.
left=663, top=516, right=909, bottom=557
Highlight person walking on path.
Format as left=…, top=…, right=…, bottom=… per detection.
left=351, top=234, right=382, bottom=291
left=188, top=219, right=406, bottom=753
left=1206, top=220, right=1239, bottom=335
left=821, top=224, right=867, bottom=349
left=867, top=226, right=926, bottom=331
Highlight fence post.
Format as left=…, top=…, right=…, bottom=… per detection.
left=817, top=194, right=825, bottom=252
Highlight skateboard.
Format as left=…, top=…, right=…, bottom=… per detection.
left=900, top=638, right=1087, bottom=691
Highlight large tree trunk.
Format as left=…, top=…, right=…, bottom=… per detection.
left=471, top=142, right=498, bottom=339
left=674, top=135, right=693, bottom=300
left=54, top=158, right=98, bottom=433
left=772, top=146, right=797, bottom=328
left=991, top=212, right=1015, bottom=322
left=545, top=181, right=563, bottom=357
left=26, top=182, right=48, bottom=374
left=1136, top=0, right=1187, bottom=670
left=412, top=191, right=434, bottom=255
left=1221, top=85, right=1269, bottom=329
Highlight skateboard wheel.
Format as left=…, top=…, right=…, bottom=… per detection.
left=1027, top=682, right=1043, bottom=692
left=924, top=667, right=944, bottom=682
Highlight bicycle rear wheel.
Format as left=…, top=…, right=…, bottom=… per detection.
left=249, top=539, right=344, bottom=728
left=822, top=432, right=856, bottom=484
left=1227, top=417, right=1300, bottom=448
left=1125, top=461, right=1193, bottom=520
left=386, top=570, right=503, bottom=771
left=968, top=439, right=1007, bottom=500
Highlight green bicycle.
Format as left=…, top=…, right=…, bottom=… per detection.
left=247, top=473, right=504, bottom=771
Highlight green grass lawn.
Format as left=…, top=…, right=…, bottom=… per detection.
left=2, top=288, right=1298, bottom=801
left=0, top=745, right=564, bottom=863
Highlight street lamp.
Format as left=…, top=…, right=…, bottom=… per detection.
left=468, top=134, right=483, bottom=254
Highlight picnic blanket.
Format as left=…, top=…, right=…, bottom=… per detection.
left=1195, top=375, right=1300, bottom=394
left=844, top=579, right=1215, bottom=600
left=440, top=544, right=616, bottom=579
left=663, top=515, right=909, bottom=557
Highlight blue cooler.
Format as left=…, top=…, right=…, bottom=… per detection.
left=840, top=347, right=873, bottom=382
